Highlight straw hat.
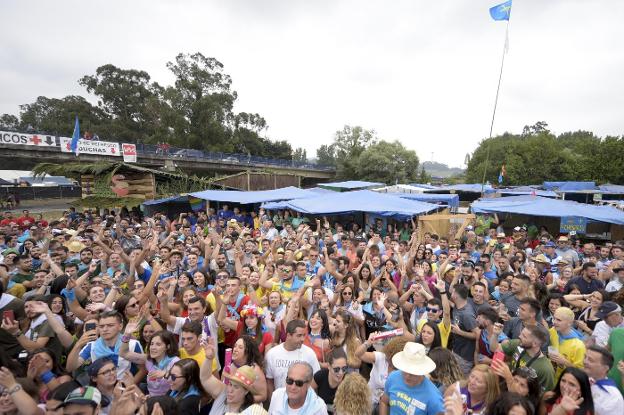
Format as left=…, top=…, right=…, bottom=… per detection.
left=391, top=342, right=436, bottom=376
left=223, top=365, right=258, bottom=394
left=66, top=240, right=86, bottom=253
left=531, top=254, right=550, bottom=264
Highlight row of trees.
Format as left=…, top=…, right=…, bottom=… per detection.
left=0, top=53, right=299, bottom=160
left=316, top=125, right=430, bottom=184
left=466, top=122, right=624, bottom=185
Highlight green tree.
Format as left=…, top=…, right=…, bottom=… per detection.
left=79, top=64, right=165, bottom=142
left=316, top=144, right=336, bottom=167
left=331, top=125, right=376, bottom=179
left=354, top=140, right=420, bottom=184
left=18, top=95, right=105, bottom=136
left=0, top=114, right=19, bottom=130
left=292, top=148, right=307, bottom=162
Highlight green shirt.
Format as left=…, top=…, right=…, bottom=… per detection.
left=502, top=339, right=556, bottom=392
left=608, top=328, right=624, bottom=394
left=11, top=272, right=33, bottom=284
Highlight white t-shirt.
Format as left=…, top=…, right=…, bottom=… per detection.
left=368, top=351, right=389, bottom=404
left=265, top=344, right=320, bottom=389
left=592, top=320, right=624, bottom=347
left=591, top=382, right=624, bottom=415
left=268, top=388, right=328, bottom=415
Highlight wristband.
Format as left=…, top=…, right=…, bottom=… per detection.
left=121, top=334, right=132, bottom=343
left=439, top=291, right=446, bottom=294
left=39, top=370, right=56, bottom=384
left=14, top=330, right=23, bottom=337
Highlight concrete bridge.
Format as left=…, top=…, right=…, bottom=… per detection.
left=0, top=133, right=335, bottom=181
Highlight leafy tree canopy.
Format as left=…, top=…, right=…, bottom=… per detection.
left=466, top=121, right=624, bottom=185
left=317, top=125, right=420, bottom=184
left=0, top=53, right=293, bottom=160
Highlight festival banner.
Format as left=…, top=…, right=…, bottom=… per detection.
left=0, top=131, right=58, bottom=147
left=122, top=143, right=137, bottom=163
left=60, top=137, right=121, bottom=156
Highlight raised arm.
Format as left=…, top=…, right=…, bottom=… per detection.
left=199, top=339, right=224, bottom=399
left=119, top=321, right=147, bottom=365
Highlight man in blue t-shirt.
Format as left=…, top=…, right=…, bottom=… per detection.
left=379, top=342, right=444, bottom=415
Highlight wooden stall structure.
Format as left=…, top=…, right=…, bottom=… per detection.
left=417, top=213, right=476, bottom=241
left=211, top=171, right=302, bottom=191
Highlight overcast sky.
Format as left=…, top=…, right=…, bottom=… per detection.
left=1, top=0, right=623, bottom=167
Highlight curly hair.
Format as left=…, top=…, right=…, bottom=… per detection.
left=428, top=347, right=464, bottom=390
left=383, top=336, right=410, bottom=363
left=333, top=373, right=372, bottom=415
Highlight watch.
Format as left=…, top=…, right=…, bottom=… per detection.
left=7, top=384, right=23, bottom=395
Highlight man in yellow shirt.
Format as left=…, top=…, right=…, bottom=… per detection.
left=416, top=279, right=451, bottom=347
left=178, top=321, right=218, bottom=375
left=548, top=307, right=586, bottom=380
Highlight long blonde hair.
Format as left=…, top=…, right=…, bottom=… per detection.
left=462, top=364, right=500, bottom=408
left=333, top=373, right=371, bottom=415
left=331, top=310, right=361, bottom=368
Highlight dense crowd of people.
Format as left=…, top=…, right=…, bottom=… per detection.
left=1, top=204, right=624, bottom=415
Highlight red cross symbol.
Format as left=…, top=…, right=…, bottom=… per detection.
left=30, top=135, right=42, bottom=145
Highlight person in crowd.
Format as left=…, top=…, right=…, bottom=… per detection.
left=427, top=347, right=464, bottom=395
left=450, top=283, right=478, bottom=374
left=379, top=342, right=444, bottom=415
left=311, top=348, right=348, bottom=413
left=268, top=362, right=328, bottom=415
left=582, top=345, right=624, bottom=415
left=265, top=319, right=320, bottom=394
left=548, top=307, right=586, bottom=380
left=541, top=367, right=594, bottom=415
left=591, top=301, right=624, bottom=347
left=332, top=373, right=372, bottom=415
left=168, top=358, right=204, bottom=415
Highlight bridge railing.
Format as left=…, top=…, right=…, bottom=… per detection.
left=135, top=142, right=333, bottom=170
left=0, top=129, right=335, bottom=171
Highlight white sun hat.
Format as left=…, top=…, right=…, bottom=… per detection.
left=391, top=342, right=436, bottom=376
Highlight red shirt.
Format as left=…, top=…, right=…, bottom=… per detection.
left=223, top=294, right=250, bottom=346
left=16, top=216, right=36, bottom=229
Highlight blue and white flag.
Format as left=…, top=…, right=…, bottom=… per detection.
left=70, top=115, right=80, bottom=155
left=490, top=0, right=512, bottom=21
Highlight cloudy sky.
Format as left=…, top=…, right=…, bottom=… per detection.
left=1, top=0, right=623, bottom=167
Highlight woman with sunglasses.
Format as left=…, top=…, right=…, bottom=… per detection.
left=311, top=343, right=349, bottom=413
left=333, top=285, right=364, bottom=323
left=167, top=358, right=204, bottom=415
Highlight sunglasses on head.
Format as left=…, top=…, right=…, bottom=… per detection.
left=516, top=366, right=538, bottom=379
left=332, top=366, right=348, bottom=374
left=285, top=377, right=308, bottom=387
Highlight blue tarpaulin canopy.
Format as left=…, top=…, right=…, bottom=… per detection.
left=392, top=193, right=460, bottom=209
left=426, top=184, right=495, bottom=194
left=543, top=181, right=596, bottom=192
left=142, top=195, right=188, bottom=206
left=599, top=184, right=624, bottom=194
left=189, top=186, right=316, bottom=204
left=497, top=187, right=558, bottom=198
left=262, top=190, right=440, bottom=219
left=318, top=180, right=383, bottom=190
left=471, top=195, right=624, bottom=225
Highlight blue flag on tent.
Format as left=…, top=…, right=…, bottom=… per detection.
left=70, top=116, right=80, bottom=155
left=490, top=0, right=512, bottom=21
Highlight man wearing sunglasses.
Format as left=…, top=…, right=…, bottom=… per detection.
left=268, top=362, right=328, bottom=415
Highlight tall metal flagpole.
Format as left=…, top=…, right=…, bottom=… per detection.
left=481, top=20, right=510, bottom=192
